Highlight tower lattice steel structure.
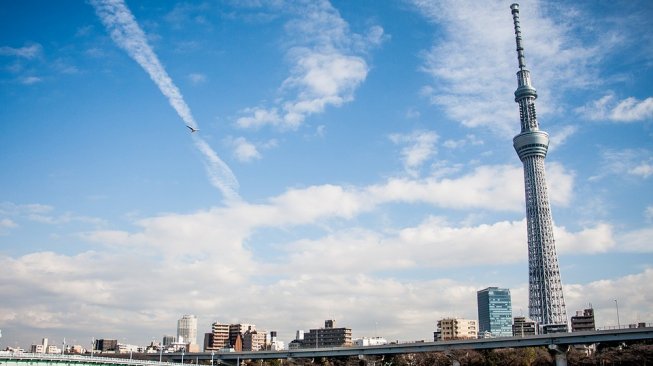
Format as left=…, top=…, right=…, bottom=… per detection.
left=510, top=3, right=567, bottom=328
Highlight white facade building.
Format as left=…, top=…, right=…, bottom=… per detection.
left=353, top=337, right=388, bottom=347
left=177, top=314, right=198, bottom=346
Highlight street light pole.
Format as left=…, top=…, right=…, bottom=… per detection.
left=614, top=299, right=621, bottom=329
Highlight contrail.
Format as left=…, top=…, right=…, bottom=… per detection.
left=90, top=0, right=239, bottom=201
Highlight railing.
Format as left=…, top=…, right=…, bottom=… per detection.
left=597, top=323, right=651, bottom=331
left=0, top=352, right=182, bottom=366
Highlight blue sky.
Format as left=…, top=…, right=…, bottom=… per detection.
left=1, top=0, right=652, bottom=349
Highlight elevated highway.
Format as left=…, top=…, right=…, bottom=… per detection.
left=167, top=327, right=653, bottom=365
left=3, top=328, right=652, bottom=366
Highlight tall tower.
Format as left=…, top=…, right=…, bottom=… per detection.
left=509, top=4, right=567, bottom=331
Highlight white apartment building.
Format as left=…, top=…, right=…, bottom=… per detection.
left=177, top=314, right=198, bottom=346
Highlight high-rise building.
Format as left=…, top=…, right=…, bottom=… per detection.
left=203, top=322, right=230, bottom=351
left=571, top=308, right=596, bottom=332
left=477, top=287, right=513, bottom=338
left=509, top=3, right=568, bottom=331
left=177, top=314, right=198, bottom=345
left=434, top=318, right=477, bottom=341
left=229, top=323, right=255, bottom=349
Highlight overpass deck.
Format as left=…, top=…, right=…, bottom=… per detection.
left=183, top=327, right=653, bottom=361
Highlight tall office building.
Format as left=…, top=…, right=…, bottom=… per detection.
left=477, top=287, right=513, bottom=338
left=509, top=4, right=567, bottom=331
left=177, top=314, right=198, bottom=345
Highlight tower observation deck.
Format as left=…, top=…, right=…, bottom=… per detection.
left=509, top=3, right=568, bottom=331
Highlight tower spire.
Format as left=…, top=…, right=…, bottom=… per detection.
left=511, top=3, right=526, bottom=70
left=509, top=3, right=568, bottom=332
left=510, top=3, right=539, bottom=133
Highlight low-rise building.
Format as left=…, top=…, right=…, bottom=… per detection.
left=94, top=339, right=118, bottom=353
left=435, top=318, right=477, bottom=341
left=242, top=329, right=267, bottom=351
left=353, top=337, right=388, bottom=347
left=512, top=316, right=538, bottom=336
left=30, top=344, right=45, bottom=354
left=301, top=320, right=352, bottom=348
left=571, top=308, right=595, bottom=332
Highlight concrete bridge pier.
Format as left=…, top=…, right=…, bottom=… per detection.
left=548, top=344, right=569, bottom=366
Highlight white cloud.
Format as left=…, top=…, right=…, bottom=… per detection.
left=0, top=43, right=42, bottom=59
left=0, top=163, right=643, bottom=346
left=412, top=0, right=600, bottom=135
left=616, top=227, right=653, bottom=253
left=0, top=218, right=18, bottom=234
left=20, top=76, right=42, bottom=85
left=231, top=137, right=262, bottom=162
left=443, top=134, right=484, bottom=149
left=0, top=218, right=17, bottom=228
left=389, top=131, right=439, bottom=176
left=0, top=203, right=105, bottom=227
left=592, top=149, right=653, bottom=180
left=369, top=162, right=572, bottom=212
left=236, top=107, right=282, bottom=129
left=188, top=73, right=207, bottom=85
left=555, top=223, right=615, bottom=254
left=548, top=125, right=577, bottom=152
left=1, top=202, right=645, bottom=345
left=236, top=0, right=382, bottom=129
left=646, top=206, right=653, bottom=221
left=629, top=163, right=653, bottom=178
left=580, top=94, right=653, bottom=122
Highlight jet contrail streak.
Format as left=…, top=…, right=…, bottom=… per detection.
left=91, top=0, right=239, bottom=201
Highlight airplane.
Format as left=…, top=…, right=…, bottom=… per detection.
left=186, top=125, right=199, bottom=133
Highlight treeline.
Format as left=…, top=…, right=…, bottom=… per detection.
left=236, top=342, right=653, bottom=366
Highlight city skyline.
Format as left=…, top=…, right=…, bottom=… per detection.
left=1, top=0, right=652, bottom=350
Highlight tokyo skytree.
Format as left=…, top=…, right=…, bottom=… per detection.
left=510, top=4, right=568, bottom=330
